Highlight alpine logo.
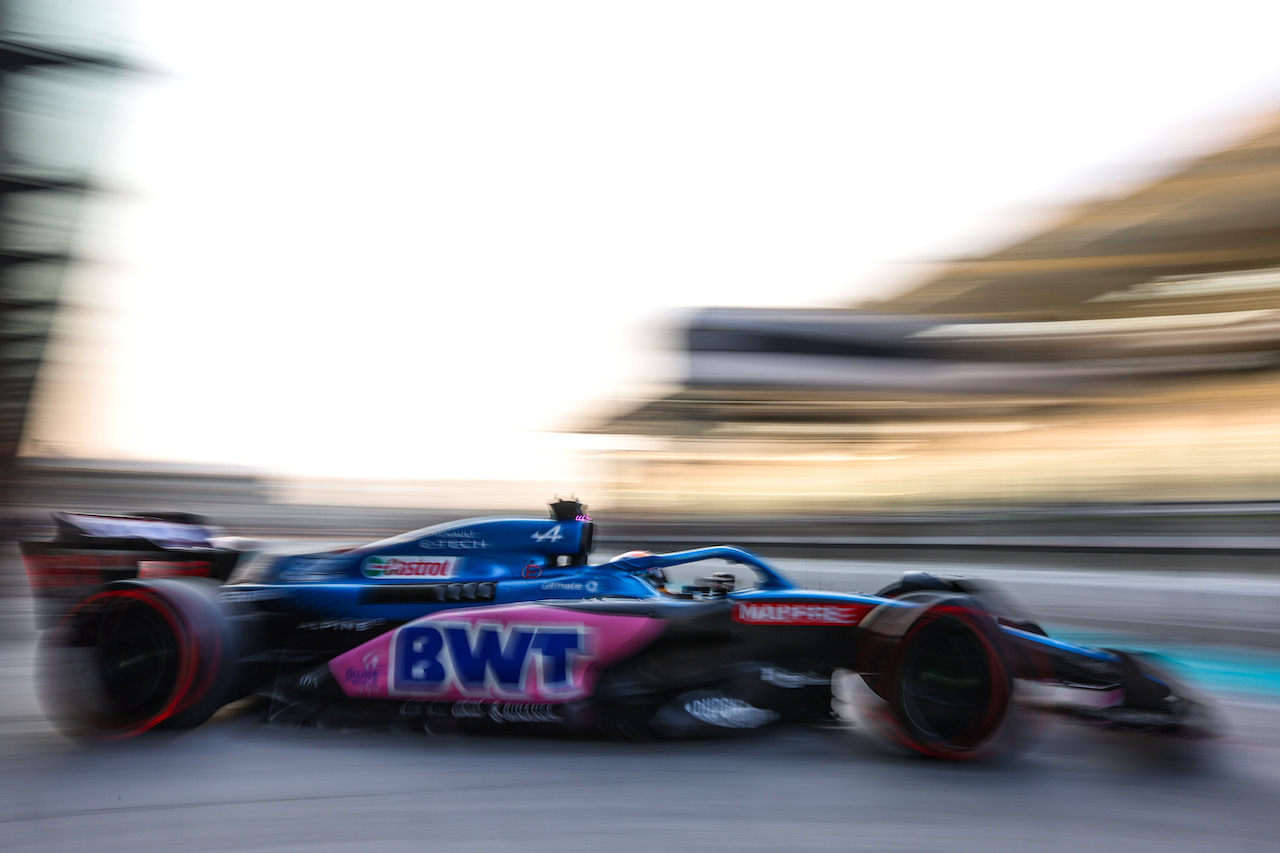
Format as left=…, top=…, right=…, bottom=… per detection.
left=363, top=556, right=459, bottom=579
left=733, top=601, right=869, bottom=626
left=393, top=621, right=589, bottom=696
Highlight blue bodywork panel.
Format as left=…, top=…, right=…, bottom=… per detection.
left=38, top=507, right=1121, bottom=668
left=221, top=519, right=1083, bottom=650
left=218, top=520, right=830, bottom=621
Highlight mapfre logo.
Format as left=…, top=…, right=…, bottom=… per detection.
left=732, top=601, right=869, bottom=626
left=363, top=556, right=459, bottom=579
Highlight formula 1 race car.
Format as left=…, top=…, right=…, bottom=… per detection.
left=20, top=500, right=1217, bottom=759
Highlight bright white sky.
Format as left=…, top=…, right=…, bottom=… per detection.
left=26, top=0, right=1280, bottom=485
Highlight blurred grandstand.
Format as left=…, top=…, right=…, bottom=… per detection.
left=3, top=2, right=1280, bottom=550
left=588, top=112, right=1280, bottom=514
left=0, top=0, right=135, bottom=505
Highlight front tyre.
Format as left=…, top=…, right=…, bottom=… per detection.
left=858, top=592, right=1016, bottom=760
left=888, top=608, right=1012, bottom=759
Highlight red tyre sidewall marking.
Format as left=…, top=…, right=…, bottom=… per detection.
left=886, top=605, right=1011, bottom=760
left=61, top=588, right=219, bottom=739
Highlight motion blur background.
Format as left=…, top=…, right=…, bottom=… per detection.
left=6, top=4, right=1280, bottom=851
left=7, top=0, right=1280, bottom=607
left=9, top=0, right=1280, bottom=529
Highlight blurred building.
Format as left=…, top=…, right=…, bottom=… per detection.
left=590, top=114, right=1280, bottom=512
left=0, top=1, right=135, bottom=503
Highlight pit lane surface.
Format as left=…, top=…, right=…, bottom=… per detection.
left=4, top=557, right=1280, bottom=852
left=2, top=682, right=1279, bottom=852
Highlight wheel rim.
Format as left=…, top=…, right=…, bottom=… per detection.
left=897, top=618, right=1002, bottom=750
left=93, top=598, right=183, bottom=724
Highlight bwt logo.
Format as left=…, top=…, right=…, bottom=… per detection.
left=393, top=622, right=589, bottom=696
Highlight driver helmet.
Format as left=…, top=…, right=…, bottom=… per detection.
left=611, top=550, right=667, bottom=586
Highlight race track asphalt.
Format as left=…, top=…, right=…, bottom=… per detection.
left=2, top=556, right=1280, bottom=852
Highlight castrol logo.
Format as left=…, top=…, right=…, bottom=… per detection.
left=363, top=556, right=459, bottom=579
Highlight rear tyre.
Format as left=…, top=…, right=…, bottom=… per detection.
left=38, top=579, right=239, bottom=740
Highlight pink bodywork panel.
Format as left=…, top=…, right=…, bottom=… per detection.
left=329, top=604, right=665, bottom=703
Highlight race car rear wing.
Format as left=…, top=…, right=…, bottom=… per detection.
left=19, top=512, right=241, bottom=627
